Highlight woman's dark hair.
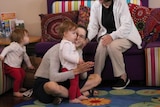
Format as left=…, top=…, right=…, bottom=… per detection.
left=77, top=25, right=88, bottom=39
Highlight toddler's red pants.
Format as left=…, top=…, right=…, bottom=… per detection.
left=61, top=68, right=81, bottom=100
left=3, top=63, right=25, bottom=92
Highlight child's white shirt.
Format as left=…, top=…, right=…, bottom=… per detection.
left=59, top=39, right=79, bottom=70
left=0, top=42, right=32, bottom=68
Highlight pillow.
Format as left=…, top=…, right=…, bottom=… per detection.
left=77, top=5, right=90, bottom=28
left=144, top=8, right=160, bottom=42
left=128, top=3, right=151, bottom=39
left=40, top=11, right=79, bottom=42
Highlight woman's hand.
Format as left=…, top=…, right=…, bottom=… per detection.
left=79, top=58, right=84, bottom=64
left=28, top=65, right=35, bottom=70
left=101, top=34, right=113, bottom=46
left=73, top=61, right=94, bottom=75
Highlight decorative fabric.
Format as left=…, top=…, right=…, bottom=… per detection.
left=49, top=0, right=95, bottom=14
left=47, top=0, right=145, bottom=14
left=126, top=0, right=141, bottom=5
left=145, top=47, right=160, bottom=86
left=128, top=3, right=151, bottom=39
left=81, top=98, right=111, bottom=106
left=136, top=89, right=160, bottom=96
left=143, top=8, right=160, bottom=42
left=77, top=5, right=90, bottom=28
left=40, top=11, right=79, bottom=42
left=109, top=89, right=135, bottom=95
left=44, top=0, right=149, bottom=41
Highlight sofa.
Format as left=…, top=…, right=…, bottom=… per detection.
left=35, top=1, right=160, bottom=84
left=24, top=2, right=159, bottom=90
left=1, top=1, right=159, bottom=96
left=2, top=1, right=159, bottom=95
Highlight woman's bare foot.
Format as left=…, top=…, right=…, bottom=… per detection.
left=13, top=92, right=23, bottom=97
left=69, top=98, right=81, bottom=103
left=78, top=95, right=88, bottom=100
left=82, top=89, right=99, bottom=97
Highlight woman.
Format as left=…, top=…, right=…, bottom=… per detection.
left=33, top=25, right=101, bottom=104
left=87, top=0, right=142, bottom=89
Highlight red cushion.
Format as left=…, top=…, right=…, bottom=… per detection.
left=77, top=5, right=90, bottom=28
left=144, top=8, right=160, bottom=42
left=128, top=3, right=151, bottom=39
left=40, top=11, right=79, bottom=42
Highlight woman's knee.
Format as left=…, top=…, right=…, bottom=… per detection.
left=44, top=82, right=63, bottom=95
left=96, top=41, right=106, bottom=52
left=107, top=42, right=120, bottom=54
left=44, top=82, right=55, bottom=93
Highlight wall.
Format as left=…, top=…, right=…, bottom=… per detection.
left=0, top=0, right=47, bottom=36
left=0, top=0, right=159, bottom=36
left=149, top=0, right=160, bottom=8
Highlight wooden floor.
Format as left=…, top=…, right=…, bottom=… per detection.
left=0, top=90, right=33, bottom=107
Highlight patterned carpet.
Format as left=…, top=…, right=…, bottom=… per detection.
left=14, top=87, right=160, bottom=107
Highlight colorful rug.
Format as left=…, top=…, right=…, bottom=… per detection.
left=14, top=87, right=160, bottom=107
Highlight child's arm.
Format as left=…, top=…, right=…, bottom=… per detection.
left=23, top=52, right=35, bottom=70
left=0, top=46, right=12, bottom=61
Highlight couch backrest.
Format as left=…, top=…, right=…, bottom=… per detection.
left=47, top=0, right=145, bottom=14
left=48, top=0, right=95, bottom=14
left=41, top=0, right=149, bottom=42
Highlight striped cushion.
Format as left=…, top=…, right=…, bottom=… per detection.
left=0, top=61, right=12, bottom=95
left=49, top=0, right=142, bottom=14
left=145, top=47, right=160, bottom=86
left=126, top=0, right=141, bottom=5
left=51, top=0, right=95, bottom=13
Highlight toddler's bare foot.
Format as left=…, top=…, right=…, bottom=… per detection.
left=13, top=92, right=23, bottom=97
left=78, top=95, right=88, bottom=100
left=69, top=98, right=81, bottom=103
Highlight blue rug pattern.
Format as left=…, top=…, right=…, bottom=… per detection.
left=14, top=87, right=160, bottom=107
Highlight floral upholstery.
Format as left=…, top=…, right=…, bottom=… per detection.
left=144, top=8, right=160, bottom=42
left=77, top=5, right=90, bottom=28
left=128, top=3, right=151, bottom=39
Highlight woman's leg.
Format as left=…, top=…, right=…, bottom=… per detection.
left=80, top=74, right=101, bottom=93
left=107, top=39, right=132, bottom=89
left=44, top=81, right=69, bottom=98
left=108, top=39, right=132, bottom=78
left=94, top=39, right=109, bottom=75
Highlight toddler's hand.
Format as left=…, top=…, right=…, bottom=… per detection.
left=28, top=65, right=35, bottom=70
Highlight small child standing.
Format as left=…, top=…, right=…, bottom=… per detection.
left=58, top=20, right=88, bottom=103
left=0, top=29, right=34, bottom=97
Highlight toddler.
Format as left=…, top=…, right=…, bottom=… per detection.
left=0, top=28, right=34, bottom=97
left=59, top=20, right=88, bottom=103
